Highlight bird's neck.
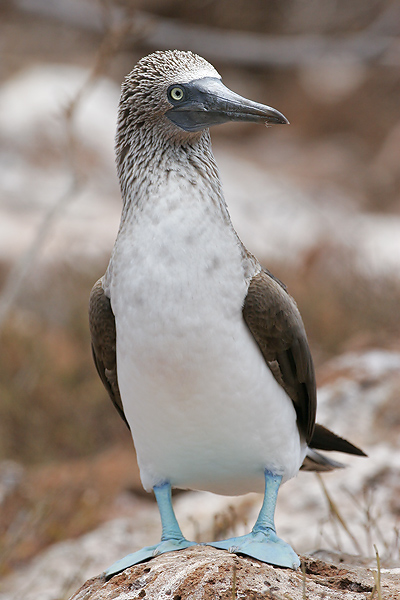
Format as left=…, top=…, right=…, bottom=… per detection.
left=116, top=127, right=230, bottom=225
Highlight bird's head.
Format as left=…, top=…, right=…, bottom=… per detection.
left=117, top=50, right=288, bottom=146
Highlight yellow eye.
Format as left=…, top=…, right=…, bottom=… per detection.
left=169, top=87, right=184, bottom=101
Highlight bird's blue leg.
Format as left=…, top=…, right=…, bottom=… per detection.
left=207, top=470, right=300, bottom=569
left=105, top=482, right=195, bottom=579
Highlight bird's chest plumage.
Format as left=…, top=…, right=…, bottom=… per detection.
left=110, top=181, right=249, bottom=364
left=107, top=177, right=303, bottom=495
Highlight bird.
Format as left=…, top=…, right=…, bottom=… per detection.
left=89, top=49, right=365, bottom=579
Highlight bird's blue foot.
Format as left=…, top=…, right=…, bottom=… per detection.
left=207, top=529, right=299, bottom=569
left=105, top=481, right=196, bottom=580
left=105, top=536, right=195, bottom=579
left=208, top=470, right=299, bottom=570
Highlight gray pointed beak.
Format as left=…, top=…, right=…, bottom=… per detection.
left=166, top=77, right=289, bottom=133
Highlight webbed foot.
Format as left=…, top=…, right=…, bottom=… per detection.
left=105, top=537, right=196, bottom=579
left=207, top=529, right=299, bottom=569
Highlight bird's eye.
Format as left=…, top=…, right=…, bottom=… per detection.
left=169, top=86, right=185, bottom=102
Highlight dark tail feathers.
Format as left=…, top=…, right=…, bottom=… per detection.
left=301, top=423, right=366, bottom=472
left=310, top=423, right=366, bottom=456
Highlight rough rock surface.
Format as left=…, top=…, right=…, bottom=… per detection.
left=69, top=546, right=395, bottom=600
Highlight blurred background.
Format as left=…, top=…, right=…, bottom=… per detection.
left=1, top=0, right=400, bottom=597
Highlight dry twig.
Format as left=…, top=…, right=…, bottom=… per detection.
left=316, top=473, right=363, bottom=556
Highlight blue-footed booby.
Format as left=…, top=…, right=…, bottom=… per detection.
left=89, top=50, right=365, bottom=578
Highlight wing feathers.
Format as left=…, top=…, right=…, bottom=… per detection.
left=243, top=269, right=366, bottom=467
left=243, top=270, right=316, bottom=443
left=89, top=278, right=129, bottom=429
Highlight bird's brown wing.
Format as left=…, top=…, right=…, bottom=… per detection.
left=89, top=278, right=129, bottom=429
left=242, top=269, right=316, bottom=444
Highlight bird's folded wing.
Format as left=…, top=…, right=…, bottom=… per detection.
left=89, top=278, right=129, bottom=429
left=242, top=269, right=316, bottom=444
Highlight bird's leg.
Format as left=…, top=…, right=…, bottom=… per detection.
left=207, top=470, right=300, bottom=569
left=105, top=481, right=195, bottom=579
left=155, top=481, right=188, bottom=542
left=251, top=470, right=281, bottom=533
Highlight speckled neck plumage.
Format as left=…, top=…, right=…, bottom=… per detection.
left=115, top=50, right=223, bottom=213
left=117, top=125, right=221, bottom=209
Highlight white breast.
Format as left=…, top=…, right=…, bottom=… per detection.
left=107, top=175, right=306, bottom=496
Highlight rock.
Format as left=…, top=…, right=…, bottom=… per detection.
left=69, top=545, right=383, bottom=600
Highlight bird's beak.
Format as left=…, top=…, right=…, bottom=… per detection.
left=166, top=77, right=289, bottom=132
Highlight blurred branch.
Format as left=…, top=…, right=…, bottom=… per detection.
left=0, top=11, right=135, bottom=332
left=137, top=23, right=400, bottom=68
left=16, top=0, right=400, bottom=67
left=0, top=178, right=79, bottom=331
